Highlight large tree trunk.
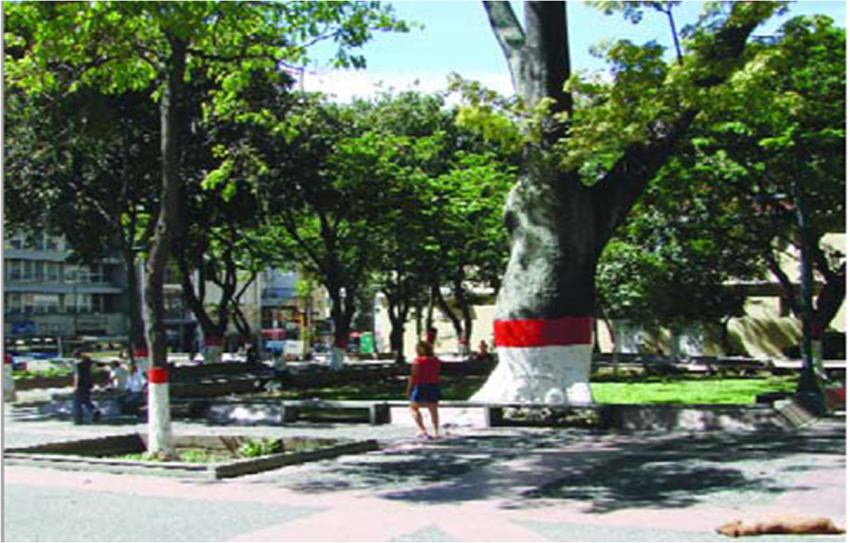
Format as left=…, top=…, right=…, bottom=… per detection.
left=473, top=1, right=767, bottom=404
left=473, top=2, right=593, bottom=404
left=473, top=160, right=600, bottom=403
left=144, top=37, right=186, bottom=457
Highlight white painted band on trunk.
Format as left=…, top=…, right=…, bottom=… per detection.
left=329, top=347, right=345, bottom=370
left=147, top=381, right=173, bottom=455
left=471, top=345, right=593, bottom=404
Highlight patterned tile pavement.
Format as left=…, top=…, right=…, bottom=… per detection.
left=3, top=402, right=846, bottom=542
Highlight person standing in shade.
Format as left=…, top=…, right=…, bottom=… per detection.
left=406, top=340, right=442, bottom=439
left=72, top=350, right=100, bottom=424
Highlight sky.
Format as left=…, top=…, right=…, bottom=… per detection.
left=302, top=0, right=847, bottom=101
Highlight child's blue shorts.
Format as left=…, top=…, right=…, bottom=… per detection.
left=410, top=383, right=441, bottom=404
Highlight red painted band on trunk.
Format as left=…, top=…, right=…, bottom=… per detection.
left=494, top=316, right=593, bottom=347
left=148, top=367, right=168, bottom=384
left=132, top=348, right=149, bottom=358
left=205, top=336, right=223, bottom=347
left=334, top=338, right=348, bottom=348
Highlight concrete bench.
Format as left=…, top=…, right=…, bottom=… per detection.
left=206, top=399, right=392, bottom=426
left=209, top=400, right=558, bottom=428
left=385, top=400, right=600, bottom=428
left=387, top=401, right=802, bottom=432
left=282, top=400, right=391, bottom=425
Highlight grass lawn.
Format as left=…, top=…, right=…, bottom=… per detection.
left=591, top=376, right=797, bottom=404
left=276, top=373, right=797, bottom=405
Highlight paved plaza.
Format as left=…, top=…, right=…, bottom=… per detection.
left=3, top=395, right=846, bottom=542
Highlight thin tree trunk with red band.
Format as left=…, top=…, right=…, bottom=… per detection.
left=148, top=367, right=169, bottom=384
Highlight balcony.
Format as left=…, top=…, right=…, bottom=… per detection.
left=4, top=280, right=123, bottom=295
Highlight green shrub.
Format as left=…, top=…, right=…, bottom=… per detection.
left=13, top=367, right=73, bottom=380
left=238, top=438, right=283, bottom=458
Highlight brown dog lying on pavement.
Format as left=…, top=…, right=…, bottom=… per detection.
left=717, top=515, right=845, bottom=538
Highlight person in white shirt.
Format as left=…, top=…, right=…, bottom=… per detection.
left=118, top=360, right=147, bottom=415
left=107, top=361, right=129, bottom=391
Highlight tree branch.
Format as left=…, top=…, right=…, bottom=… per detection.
left=278, top=210, right=327, bottom=278
left=592, top=110, right=697, bottom=247
left=185, top=47, right=280, bottom=64
left=592, top=2, right=769, bottom=247
left=814, top=262, right=845, bottom=333
left=177, top=250, right=217, bottom=334
left=765, top=249, right=800, bottom=317
left=482, top=1, right=526, bottom=92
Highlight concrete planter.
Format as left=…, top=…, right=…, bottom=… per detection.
left=4, top=433, right=379, bottom=479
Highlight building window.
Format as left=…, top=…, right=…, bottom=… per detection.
left=64, top=265, right=78, bottom=284
left=21, top=294, right=34, bottom=314
left=5, top=293, right=21, bottom=314
left=63, top=293, right=93, bottom=314
left=6, top=260, right=19, bottom=281
left=46, top=262, right=61, bottom=282
left=77, top=266, right=90, bottom=283
left=89, top=264, right=105, bottom=284
left=22, top=260, right=35, bottom=282
left=78, top=294, right=94, bottom=313
left=34, top=294, right=60, bottom=314
left=71, top=264, right=105, bottom=284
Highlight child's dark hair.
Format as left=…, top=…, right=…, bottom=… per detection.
left=416, top=341, right=434, bottom=357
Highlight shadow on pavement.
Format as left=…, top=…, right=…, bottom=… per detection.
left=523, top=453, right=787, bottom=513
left=257, top=426, right=845, bottom=513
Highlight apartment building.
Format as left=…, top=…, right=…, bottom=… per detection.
left=2, top=226, right=337, bottom=355
left=3, top=232, right=129, bottom=349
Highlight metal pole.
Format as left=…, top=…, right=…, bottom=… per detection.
left=73, top=268, right=78, bottom=342
left=792, top=152, right=826, bottom=415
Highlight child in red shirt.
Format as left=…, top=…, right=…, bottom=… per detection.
left=406, top=340, right=441, bottom=439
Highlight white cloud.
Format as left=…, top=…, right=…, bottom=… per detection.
left=299, top=68, right=514, bottom=103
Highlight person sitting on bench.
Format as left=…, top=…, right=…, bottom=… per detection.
left=118, top=360, right=147, bottom=415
